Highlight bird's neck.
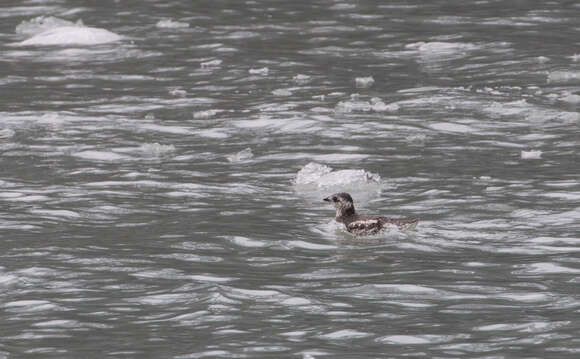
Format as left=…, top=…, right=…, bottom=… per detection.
left=336, top=205, right=356, bottom=220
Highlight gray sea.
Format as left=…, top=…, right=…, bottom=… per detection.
left=1, top=1, right=580, bottom=358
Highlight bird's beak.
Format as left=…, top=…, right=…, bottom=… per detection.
left=323, top=197, right=331, bottom=202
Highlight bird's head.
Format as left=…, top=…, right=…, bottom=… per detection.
left=323, top=192, right=355, bottom=216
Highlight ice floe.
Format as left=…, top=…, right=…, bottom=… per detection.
left=18, top=26, right=121, bottom=46
left=294, top=162, right=381, bottom=193
left=521, top=150, right=542, bottom=159
left=15, top=16, right=83, bottom=36
left=14, top=16, right=121, bottom=46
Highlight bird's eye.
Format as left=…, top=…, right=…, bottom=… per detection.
left=332, top=196, right=338, bottom=202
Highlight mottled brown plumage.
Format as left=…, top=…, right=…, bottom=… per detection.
left=324, top=192, right=418, bottom=236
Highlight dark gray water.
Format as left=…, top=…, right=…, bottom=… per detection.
left=1, top=1, right=580, bottom=358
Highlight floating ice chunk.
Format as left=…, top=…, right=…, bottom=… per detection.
left=15, top=16, right=82, bottom=36
left=18, top=26, right=121, bottom=46
left=335, top=97, right=372, bottom=113
left=294, top=162, right=380, bottom=188
left=560, top=93, right=580, bottom=104
left=547, top=71, right=580, bottom=84
left=521, top=150, right=542, bottom=160
left=0, top=129, right=15, bottom=139
left=293, top=74, right=311, bottom=84
left=200, top=59, right=222, bottom=68
left=405, top=133, right=427, bottom=145
left=536, top=56, right=549, bottom=63
left=139, top=143, right=176, bottom=157
left=226, top=148, right=253, bottom=162
left=355, top=76, right=374, bottom=88
left=193, top=109, right=219, bottom=119
left=272, top=88, right=292, bottom=96
left=370, top=97, right=399, bottom=112
left=169, top=88, right=187, bottom=97
left=156, top=19, right=189, bottom=29
left=249, top=67, right=269, bottom=75
left=570, top=54, right=580, bottom=62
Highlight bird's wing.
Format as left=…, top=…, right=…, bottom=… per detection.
left=346, top=217, right=384, bottom=236
left=379, top=217, right=419, bottom=230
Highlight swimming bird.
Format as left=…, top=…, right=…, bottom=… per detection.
left=324, top=192, right=418, bottom=235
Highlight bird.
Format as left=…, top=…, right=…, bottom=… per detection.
left=323, top=192, right=418, bottom=236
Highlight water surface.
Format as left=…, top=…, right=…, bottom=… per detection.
left=1, top=1, right=580, bottom=358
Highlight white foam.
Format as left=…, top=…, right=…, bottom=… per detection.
left=521, top=150, right=542, bottom=159
left=18, top=26, right=121, bottom=46
left=294, top=162, right=381, bottom=189
left=156, top=19, right=189, bottom=29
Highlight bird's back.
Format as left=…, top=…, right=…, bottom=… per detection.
left=344, top=215, right=418, bottom=235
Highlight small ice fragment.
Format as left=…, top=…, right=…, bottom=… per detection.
left=226, top=148, right=253, bottom=162
left=335, top=99, right=372, bottom=113
left=156, top=19, right=189, bottom=29
left=169, top=88, right=187, bottom=97
left=139, top=143, right=176, bottom=157
left=570, top=54, right=580, bottom=62
left=193, top=109, right=219, bottom=119
left=521, top=150, right=542, bottom=160
left=249, top=67, right=269, bottom=75
left=272, top=89, right=292, bottom=96
left=201, top=59, right=222, bottom=68
left=144, top=113, right=156, bottom=120
left=355, top=76, right=374, bottom=88
left=294, top=162, right=380, bottom=188
left=536, top=56, right=549, bottom=63
left=293, top=74, right=311, bottom=84
left=547, top=71, right=580, bottom=84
